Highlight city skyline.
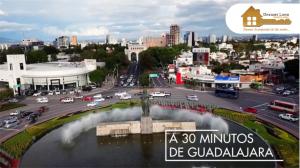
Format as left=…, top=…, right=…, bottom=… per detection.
left=0, top=0, right=298, bottom=41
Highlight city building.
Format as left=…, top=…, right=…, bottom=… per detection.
left=192, top=48, right=210, bottom=66
left=105, top=34, right=118, bottom=44
left=0, top=54, right=96, bottom=95
left=174, top=51, right=193, bottom=67
left=21, top=39, right=44, bottom=47
left=124, top=44, right=147, bottom=62
left=121, top=38, right=127, bottom=47
left=169, top=24, right=180, bottom=46
left=143, top=34, right=167, bottom=48
left=184, top=31, right=197, bottom=47
left=70, top=36, right=78, bottom=46
left=54, top=36, right=70, bottom=49
left=222, top=35, right=228, bottom=43
left=209, top=34, right=216, bottom=43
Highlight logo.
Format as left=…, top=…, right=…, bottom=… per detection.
left=242, top=6, right=291, bottom=27
left=226, top=4, right=300, bottom=34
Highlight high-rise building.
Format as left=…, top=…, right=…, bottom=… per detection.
left=143, top=34, right=167, bottom=48
left=70, top=36, right=78, bottom=46
left=209, top=34, right=216, bottom=44
left=252, top=35, right=258, bottom=42
left=121, top=38, right=127, bottom=47
left=222, top=35, right=227, bottom=43
left=169, top=24, right=180, bottom=46
left=184, top=31, right=197, bottom=47
left=105, top=34, right=118, bottom=44
left=54, top=36, right=70, bottom=49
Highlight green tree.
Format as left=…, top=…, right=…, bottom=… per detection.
left=89, top=68, right=108, bottom=85
left=26, top=50, right=48, bottom=64
left=284, top=59, right=299, bottom=79
left=0, top=88, right=14, bottom=101
left=43, top=46, right=59, bottom=55
left=139, top=73, right=149, bottom=87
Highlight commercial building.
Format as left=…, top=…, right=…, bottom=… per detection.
left=143, top=34, right=167, bottom=48
left=192, top=48, right=210, bottom=66
left=70, top=36, right=78, bottom=46
left=169, top=24, right=180, bottom=46
left=209, top=34, right=216, bottom=43
left=174, top=51, right=193, bottom=67
left=54, top=36, right=70, bottom=49
left=184, top=31, right=197, bottom=47
left=0, top=54, right=96, bottom=95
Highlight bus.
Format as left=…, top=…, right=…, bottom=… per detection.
left=269, top=100, right=299, bottom=114
left=215, top=89, right=239, bottom=99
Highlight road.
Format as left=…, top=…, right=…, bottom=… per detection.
left=0, top=84, right=299, bottom=143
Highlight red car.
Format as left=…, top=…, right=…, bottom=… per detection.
left=82, top=96, right=93, bottom=102
left=243, top=107, right=257, bottom=114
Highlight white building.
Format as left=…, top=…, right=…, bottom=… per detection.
left=218, top=43, right=233, bottom=50
left=175, top=51, right=193, bottom=67
left=209, top=34, right=216, bottom=43
left=105, top=34, right=118, bottom=44
left=0, top=54, right=96, bottom=95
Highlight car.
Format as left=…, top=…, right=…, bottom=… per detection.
left=27, top=112, right=40, bottom=123
left=0, top=121, right=4, bottom=127
left=69, top=90, right=75, bottom=95
left=115, top=91, right=127, bottom=97
left=186, top=95, right=199, bottom=101
left=105, top=95, right=113, bottom=99
left=120, top=94, right=132, bottom=100
left=93, top=94, right=102, bottom=98
left=282, top=90, right=292, bottom=96
left=60, top=97, right=74, bottom=103
left=134, top=92, right=143, bottom=96
left=90, top=85, right=97, bottom=89
left=74, top=94, right=83, bottom=99
left=275, top=86, right=285, bottom=91
left=41, top=91, right=48, bottom=96
left=163, top=92, right=171, bottom=97
left=36, top=97, right=48, bottom=103
left=55, top=90, right=61, bottom=95
left=87, top=101, right=99, bottom=107
left=33, top=92, right=42, bottom=97
left=38, top=106, right=49, bottom=113
left=279, top=113, right=299, bottom=122
left=265, top=82, right=274, bottom=86
left=243, top=107, right=257, bottom=114
left=149, top=95, right=154, bottom=100
left=82, top=96, right=93, bottom=102
left=21, top=111, right=34, bottom=118
left=3, top=117, right=19, bottom=128
left=61, top=90, right=67, bottom=95
left=94, top=98, right=105, bottom=102
left=48, top=91, right=54, bottom=95
left=129, top=83, right=135, bottom=87
left=82, top=86, right=92, bottom=92
left=10, top=110, right=23, bottom=116
left=8, top=98, right=18, bottom=103
left=150, top=92, right=167, bottom=97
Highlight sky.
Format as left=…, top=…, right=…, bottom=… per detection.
left=0, top=0, right=298, bottom=41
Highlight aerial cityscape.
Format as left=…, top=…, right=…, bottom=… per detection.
left=0, top=0, right=299, bottom=168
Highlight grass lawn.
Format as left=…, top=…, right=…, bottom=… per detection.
left=0, top=103, right=26, bottom=112
left=0, top=100, right=140, bottom=158
left=213, top=108, right=299, bottom=168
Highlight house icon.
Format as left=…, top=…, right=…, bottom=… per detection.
left=242, top=6, right=263, bottom=27
left=242, top=6, right=291, bottom=27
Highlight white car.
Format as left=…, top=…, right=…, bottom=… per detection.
left=187, top=95, right=199, bottom=101
left=279, top=113, right=299, bottom=122
left=74, top=94, right=83, bottom=99
left=94, top=98, right=105, bottom=102
left=115, top=91, right=127, bottom=97
left=3, top=118, right=19, bottom=128
left=120, top=94, right=132, bottom=100
left=48, top=91, right=54, bottom=95
left=60, top=97, right=74, bottom=103
left=55, top=90, right=61, bottom=95
left=93, top=94, right=102, bottom=98
left=87, top=101, right=99, bottom=107
left=129, top=83, right=135, bottom=87
left=10, top=110, right=22, bottom=116
left=150, top=92, right=167, bottom=97
left=69, top=90, right=75, bottom=95
left=33, top=92, right=41, bottom=97
left=36, top=97, right=48, bottom=103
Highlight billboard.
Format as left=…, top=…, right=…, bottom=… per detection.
left=214, top=75, right=240, bottom=83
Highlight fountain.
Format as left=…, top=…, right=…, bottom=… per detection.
left=96, top=89, right=196, bottom=137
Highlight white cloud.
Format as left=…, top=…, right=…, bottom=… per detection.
left=0, top=9, right=5, bottom=15
left=0, top=21, right=33, bottom=32
left=42, top=25, right=109, bottom=36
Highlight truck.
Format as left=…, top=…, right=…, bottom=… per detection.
left=278, top=113, right=299, bottom=122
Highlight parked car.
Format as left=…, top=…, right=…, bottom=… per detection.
left=186, top=95, right=199, bottom=101
left=48, top=91, right=54, bottom=95
left=282, top=90, right=292, bottom=96
left=279, top=113, right=299, bottom=122
left=21, top=111, right=34, bottom=118
left=243, top=107, right=257, bottom=114
left=55, top=90, right=61, bottom=95
left=93, top=94, right=102, bottom=98
left=3, top=117, right=19, bottom=128
left=74, top=94, right=83, bottom=99
left=120, top=94, right=132, bottom=100
left=60, top=97, right=74, bottom=103
left=10, top=110, right=24, bottom=116
left=69, top=90, right=75, bottom=95
left=82, top=96, right=93, bottom=102
left=87, top=101, right=99, bottom=107
left=61, top=90, right=67, bottom=95
left=150, top=92, right=168, bottom=97
left=8, top=98, right=18, bottom=103
left=33, top=91, right=42, bottom=97
left=36, top=97, right=48, bottom=103
left=94, top=98, right=105, bottom=102
left=105, top=95, right=113, bottom=99
left=115, top=91, right=127, bottom=97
